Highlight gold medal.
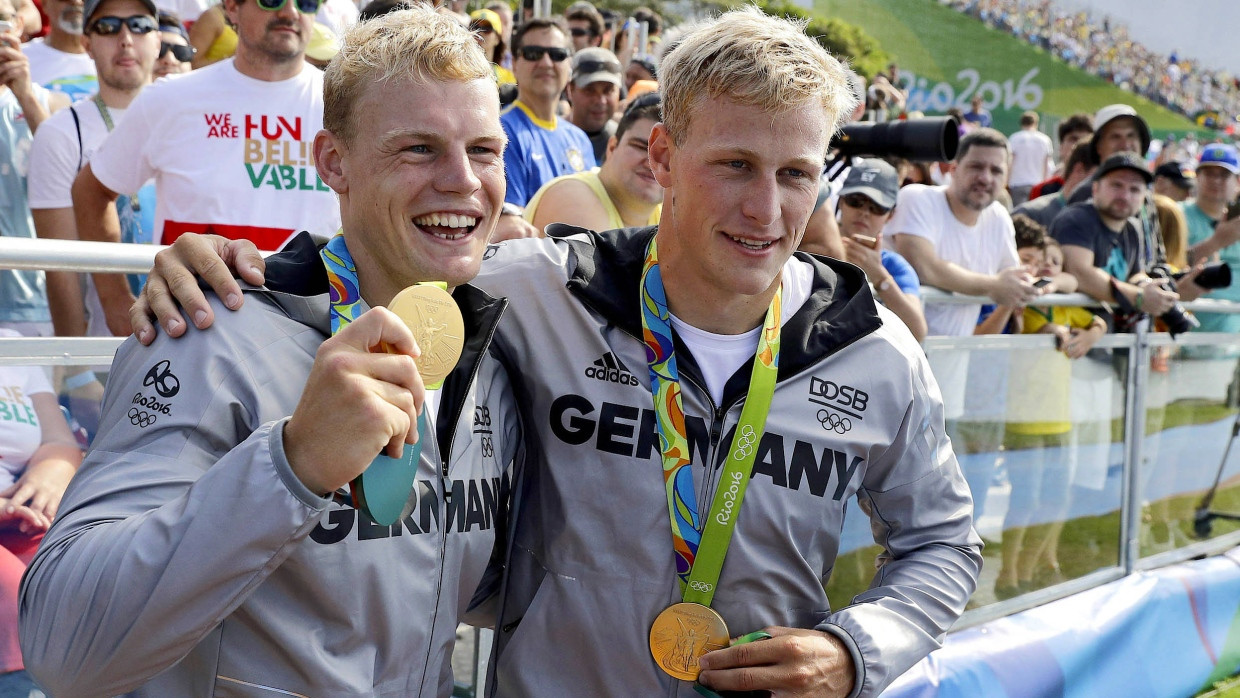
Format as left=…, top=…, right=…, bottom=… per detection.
left=648, top=602, right=730, bottom=681
left=387, top=284, right=465, bottom=385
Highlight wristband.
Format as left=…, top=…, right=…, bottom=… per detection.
left=1135, top=290, right=1144, bottom=311
left=64, top=370, right=97, bottom=391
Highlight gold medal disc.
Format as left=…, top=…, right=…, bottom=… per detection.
left=387, top=285, right=465, bottom=385
left=648, top=602, right=730, bottom=681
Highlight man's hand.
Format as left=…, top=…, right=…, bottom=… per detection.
left=841, top=235, right=884, bottom=282
left=990, top=266, right=1038, bottom=307
left=132, top=234, right=265, bottom=345
left=0, top=503, right=50, bottom=534
left=0, top=457, right=76, bottom=526
left=1212, top=217, right=1240, bottom=249
left=1139, top=281, right=1179, bottom=317
left=697, top=627, right=856, bottom=698
left=282, top=307, right=425, bottom=496
left=1062, top=324, right=1103, bottom=359
left=0, top=34, right=33, bottom=98
left=493, top=213, right=541, bottom=241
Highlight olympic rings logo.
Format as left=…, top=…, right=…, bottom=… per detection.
left=688, top=580, right=714, bottom=593
left=732, top=425, right=758, bottom=460
left=128, top=407, right=156, bottom=428
left=817, top=409, right=851, bottom=434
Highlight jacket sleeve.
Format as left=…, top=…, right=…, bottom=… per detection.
left=18, top=321, right=330, bottom=696
left=818, top=347, right=983, bottom=698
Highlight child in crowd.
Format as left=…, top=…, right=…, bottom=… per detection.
left=997, top=222, right=1106, bottom=599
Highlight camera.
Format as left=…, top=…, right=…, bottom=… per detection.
left=830, top=116, right=960, bottom=162
left=1147, top=263, right=1200, bottom=337
left=1172, top=260, right=1232, bottom=290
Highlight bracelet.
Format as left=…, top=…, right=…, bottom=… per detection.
left=63, top=370, right=97, bottom=391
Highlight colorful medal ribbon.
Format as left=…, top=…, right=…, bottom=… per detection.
left=320, top=233, right=433, bottom=525
left=640, top=237, right=781, bottom=607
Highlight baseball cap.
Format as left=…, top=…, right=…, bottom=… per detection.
left=84, top=0, right=157, bottom=25
left=1198, top=143, right=1240, bottom=174
left=305, top=22, right=339, bottom=63
left=571, top=47, right=621, bottom=89
left=469, top=9, right=501, bottom=31
left=1154, top=161, right=1195, bottom=189
left=1095, top=151, right=1153, bottom=184
left=838, top=158, right=900, bottom=210
left=1090, top=104, right=1152, bottom=162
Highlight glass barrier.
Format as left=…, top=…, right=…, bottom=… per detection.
left=1140, top=334, right=1240, bottom=558
left=825, top=336, right=1131, bottom=612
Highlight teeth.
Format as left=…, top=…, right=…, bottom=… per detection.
left=413, top=213, right=478, bottom=229
left=726, top=234, right=773, bottom=250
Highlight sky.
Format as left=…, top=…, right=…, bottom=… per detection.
left=1054, top=0, right=1240, bottom=75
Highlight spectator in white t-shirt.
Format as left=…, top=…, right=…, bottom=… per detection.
left=28, top=0, right=161, bottom=435
left=22, top=0, right=98, bottom=100
left=71, top=0, right=340, bottom=335
left=1008, top=110, right=1053, bottom=206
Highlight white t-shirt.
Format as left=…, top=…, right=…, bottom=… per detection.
left=89, top=59, right=340, bottom=251
left=885, top=183, right=1018, bottom=338
left=0, top=330, right=54, bottom=489
left=670, top=257, right=813, bottom=406
left=316, top=0, right=360, bottom=34
left=22, top=40, right=98, bottom=102
left=1008, top=128, right=1054, bottom=187
left=155, top=0, right=210, bottom=21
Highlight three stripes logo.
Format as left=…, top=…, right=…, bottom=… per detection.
left=584, top=352, right=641, bottom=386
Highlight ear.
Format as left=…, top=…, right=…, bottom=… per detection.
left=605, top=133, right=618, bottom=159
left=81, top=32, right=94, bottom=60
left=314, top=128, right=348, bottom=196
left=221, top=0, right=241, bottom=29
left=648, top=121, right=673, bottom=188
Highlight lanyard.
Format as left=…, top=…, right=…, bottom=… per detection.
left=92, top=94, right=114, bottom=131
left=639, top=237, right=781, bottom=607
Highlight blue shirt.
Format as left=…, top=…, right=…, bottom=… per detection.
left=501, top=101, right=595, bottom=206
left=0, top=89, right=50, bottom=324
left=1183, top=200, right=1240, bottom=333
left=881, top=248, right=921, bottom=296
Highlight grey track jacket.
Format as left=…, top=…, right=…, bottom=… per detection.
left=473, top=226, right=982, bottom=698
left=19, top=233, right=518, bottom=698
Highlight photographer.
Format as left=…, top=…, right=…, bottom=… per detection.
left=1052, top=152, right=1201, bottom=332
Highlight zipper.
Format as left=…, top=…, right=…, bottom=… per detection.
left=417, top=296, right=509, bottom=694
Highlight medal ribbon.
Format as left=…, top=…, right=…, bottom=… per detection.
left=320, top=233, right=440, bottom=522
left=640, top=237, right=781, bottom=607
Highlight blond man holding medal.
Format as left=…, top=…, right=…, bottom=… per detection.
left=128, top=8, right=983, bottom=698
left=19, top=8, right=522, bottom=696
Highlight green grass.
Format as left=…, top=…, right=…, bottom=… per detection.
left=811, top=0, right=1205, bottom=137
left=1198, top=674, right=1240, bottom=698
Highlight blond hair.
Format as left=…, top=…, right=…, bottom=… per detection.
left=324, top=6, right=492, bottom=145
left=658, top=6, right=856, bottom=149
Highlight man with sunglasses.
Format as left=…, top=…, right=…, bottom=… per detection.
left=69, top=0, right=339, bottom=335
left=28, top=0, right=160, bottom=408
left=154, top=10, right=193, bottom=78
left=565, top=46, right=619, bottom=164
left=564, top=1, right=603, bottom=50
left=500, top=16, right=594, bottom=209
left=834, top=159, right=927, bottom=341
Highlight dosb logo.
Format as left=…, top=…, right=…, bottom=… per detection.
left=584, top=352, right=640, bottom=386
left=808, top=377, right=867, bottom=413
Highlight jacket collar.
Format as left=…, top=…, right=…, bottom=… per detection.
left=557, top=224, right=884, bottom=398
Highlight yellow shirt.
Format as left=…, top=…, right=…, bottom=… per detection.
left=523, top=169, right=661, bottom=231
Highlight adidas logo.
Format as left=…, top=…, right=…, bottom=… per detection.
left=584, top=352, right=641, bottom=386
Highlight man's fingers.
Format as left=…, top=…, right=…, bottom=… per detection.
left=222, top=238, right=266, bottom=289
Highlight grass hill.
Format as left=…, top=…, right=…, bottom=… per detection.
left=812, top=0, right=1206, bottom=138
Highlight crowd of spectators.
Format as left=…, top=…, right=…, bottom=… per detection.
left=944, top=0, right=1240, bottom=129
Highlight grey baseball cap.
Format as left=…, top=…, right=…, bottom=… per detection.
left=84, top=0, right=158, bottom=25
left=572, top=47, right=622, bottom=89
left=838, top=158, right=900, bottom=210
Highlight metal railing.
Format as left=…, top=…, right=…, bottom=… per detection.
left=6, top=239, right=1240, bottom=694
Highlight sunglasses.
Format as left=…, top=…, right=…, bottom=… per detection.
left=840, top=194, right=892, bottom=216
left=569, top=27, right=594, bottom=37
left=255, top=0, right=322, bottom=14
left=519, top=45, right=569, bottom=62
left=88, top=14, right=158, bottom=35
left=574, top=59, right=620, bottom=75
left=159, top=41, right=195, bottom=62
